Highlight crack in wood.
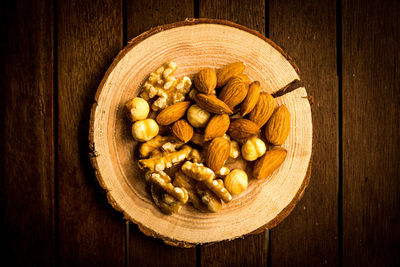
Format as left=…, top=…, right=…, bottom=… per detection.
left=272, top=79, right=304, bottom=98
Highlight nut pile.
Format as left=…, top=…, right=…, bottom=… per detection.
left=125, top=62, right=290, bottom=215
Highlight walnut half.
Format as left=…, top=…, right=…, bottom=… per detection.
left=140, top=62, right=192, bottom=111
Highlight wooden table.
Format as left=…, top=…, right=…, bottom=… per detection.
left=1, top=0, right=399, bottom=266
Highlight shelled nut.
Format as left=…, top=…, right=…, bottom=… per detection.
left=132, top=119, right=159, bottom=142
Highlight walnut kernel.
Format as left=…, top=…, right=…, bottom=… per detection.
left=140, top=62, right=191, bottom=111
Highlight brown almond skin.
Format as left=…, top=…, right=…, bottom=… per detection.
left=217, top=62, right=245, bottom=87
left=194, top=93, right=233, bottom=114
left=219, top=76, right=249, bottom=109
left=156, top=101, right=191, bottom=125
left=228, top=118, right=260, bottom=141
left=206, top=137, right=230, bottom=172
left=235, top=74, right=251, bottom=84
left=265, top=105, right=290, bottom=145
left=172, top=119, right=194, bottom=143
left=194, top=68, right=217, bottom=94
left=248, top=92, right=275, bottom=127
left=204, top=114, right=230, bottom=141
left=240, top=81, right=261, bottom=116
left=253, top=147, right=287, bottom=179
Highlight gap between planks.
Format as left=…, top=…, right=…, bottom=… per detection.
left=336, top=0, right=343, bottom=265
left=53, top=0, right=60, bottom=264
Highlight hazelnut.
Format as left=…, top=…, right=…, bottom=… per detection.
left=224, top=169, right=248, bottom=195
left=125, top=97, right=150, bottom=121
left=241, top=137, right=266, bottom=161
left=187, top=104, right=211, bottom=128
left=132, top=119, right=159, bottom=142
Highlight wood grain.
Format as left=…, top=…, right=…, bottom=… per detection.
left=342, top=0, right=400, bottom=265
left=200, top=232, right=268, bottom=266
left=199, top=0, right=266, bottom=35
left=2, top=0, right=399, bottom=265
left=126, top=0, right=196, bottom=265
left=0, top=1, right=55, bottom=265
left=57, top=0, right=125, bottom=265
left=198, top=1, right=268, bottom=265
left=126, top=0, right=194, bottom=41
left=269, top=0, right=339, bottom=266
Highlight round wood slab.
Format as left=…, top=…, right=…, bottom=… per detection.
left=89, top=18, right=312, bottom=247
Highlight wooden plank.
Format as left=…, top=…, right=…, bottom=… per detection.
left=0, top=1, right=55, bottom=266
left=57, top=0, right=125, bottom=265
left=126, top=1, right=196, bottom=266
left=126, top=0, right=195, bottom=41
left=269, top=0, right=339, bottom=266
left=200, top=232, right=268, bottom=266
left=199, top=0, right=265, bottom=34
left=129, top=224, right=196, bottom=267
left=198, top=1, right=268, bottom=266
left=342, top=0, right=400, bottom=265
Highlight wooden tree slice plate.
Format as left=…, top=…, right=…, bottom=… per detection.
left=89, top=19, right=312, bottom=247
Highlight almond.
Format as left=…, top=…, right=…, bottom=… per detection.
left=217, top=62, right=245, bottom=87
left=235, top=74, right=251, bottom=84
left=194, top=68, right=217, bottom=94
left=248, top=92, right=275, bottom=127
left=156, top=101, right=191, bottom=125
left=240, top=81, right=261, bottom=116
left=204, top=114, right=230, bottom=141
left=265, top=105, right=290, bottom=145
left=219, top=76, right=249, bottom=109
left=206, top=137, right=231, bottom=172
left=228, top=118, right=260, bottom=141
left=253, top=147, right=287, bottom=179
left=172, top=119, right=193, bottom=143
left=195, top=93, right=233, bottom=114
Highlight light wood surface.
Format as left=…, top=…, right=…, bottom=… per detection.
left=89, top=19, right=312, bottom=246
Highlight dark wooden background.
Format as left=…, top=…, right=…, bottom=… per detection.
left=1, top=0, right=399, bottom=266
